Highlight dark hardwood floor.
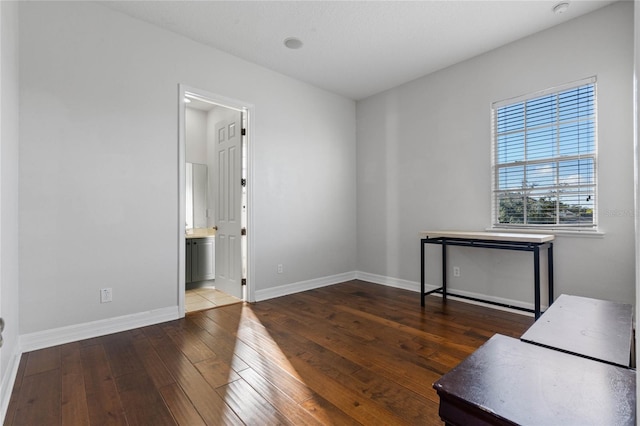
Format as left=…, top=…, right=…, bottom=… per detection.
left=4, top=280, right=533, bottom=425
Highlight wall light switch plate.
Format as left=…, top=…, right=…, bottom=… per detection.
left=100, top=288, right=113, bottom=303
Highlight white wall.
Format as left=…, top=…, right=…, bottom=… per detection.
left=18, top=1, right=356, bottom=335
left=0, top=0, right=21, bottom=413
left=633, top=0, right=639, bottom=413
left=357, top=2, right=635, bottom=307
left=185, top=108, right=208, bottom=164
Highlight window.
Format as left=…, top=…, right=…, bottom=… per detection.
left=492, top=78, right=597, bottom=229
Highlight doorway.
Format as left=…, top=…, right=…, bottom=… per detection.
left=178, top=85, right=253, bottom=316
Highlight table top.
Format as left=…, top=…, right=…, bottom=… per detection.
left=521, top=294, right=633, bottom=367
left=433, top=334, right=636, bottom=426
left=419, top=230, right=555, bottom=243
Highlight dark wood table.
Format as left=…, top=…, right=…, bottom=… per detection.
left=521, top=294, right=633, bottom=367
left=433, top=334, right=636, bottom=426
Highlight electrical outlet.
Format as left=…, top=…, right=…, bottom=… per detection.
left=277, top=264, right=283, bottom=274
left=100, top=288, right=113, bottom=303
left=453, top=266, right=461, bottom=277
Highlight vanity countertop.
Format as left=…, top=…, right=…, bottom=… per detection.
left=186, top=228, right=216, bottom=239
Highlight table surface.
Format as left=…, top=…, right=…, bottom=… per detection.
left=419, top=230, right=555, bottom=243
left=521, top=294, right=633, bottom=367
left=433, top=334, right=636, bottom=426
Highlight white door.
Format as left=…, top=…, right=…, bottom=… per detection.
left=213, top=112, right=243, bottom=298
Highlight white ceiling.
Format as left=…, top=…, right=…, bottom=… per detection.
left=100, top=0, right=618, bottom=101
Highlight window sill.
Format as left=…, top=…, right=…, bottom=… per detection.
left=487, top=227, right=605, bottom=238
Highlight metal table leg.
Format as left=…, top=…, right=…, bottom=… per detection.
left=534, top=245, right=540, bottom=320
left=442, top=242, right=447, bottom=300
left=548, top=242, right=554, bottom=307
left=421, top=239, right=426, bottom=307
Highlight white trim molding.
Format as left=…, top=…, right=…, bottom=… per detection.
left=20, top=306, right=180, bottom=353
left=355, top=271, right=536, bottom=316
left=255, top=271, right=536, bottom=316
left=355, top=271, right=423, bottom=292
left=254, top=272, right=357, bottom=302
left=0, top=345, right=22, bottom=424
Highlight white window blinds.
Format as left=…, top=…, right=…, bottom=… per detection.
left=492, top=78, right=597, bottom=229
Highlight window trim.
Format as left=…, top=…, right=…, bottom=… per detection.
left=490, top=77, right=598, bottom=231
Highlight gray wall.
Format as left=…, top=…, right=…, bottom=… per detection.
left=185, top=108, right=208, bottom=164
left=0, top=0, right=21, bottom=403
left=18, top=1, right=357, bottom=334
left=357, top=2, right=635, bottom=307
left=634, top=0, right=639, bottom=410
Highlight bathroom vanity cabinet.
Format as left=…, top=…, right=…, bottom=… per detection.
left=186, top=236, right=215, bottom=283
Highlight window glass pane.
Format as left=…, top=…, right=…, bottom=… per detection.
left=558, top=120, right=595, bottom=156
left=559, top=191, right=594, bottom=224
left=496, top=103, right=524, bottom=133
left=526, top=94, right=556, bottom=127
left=526, top=162, right=556, bottom=188
left=526, top=127, right=555, bottom=160
left=497, top=132, right=524, bottom=163
left=498, top=166, right=524, bottom=190
left=558, top=158, right=594, bottom=186
left=526, top=190, right=557, bottom=224
left=498, top=194, right=524, bottom=224
left=559, top=85, right=594, bottom=121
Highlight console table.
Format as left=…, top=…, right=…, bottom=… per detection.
left=420, top=231, right=555, bottom=319
left=433, top=334, right=636, bottom=426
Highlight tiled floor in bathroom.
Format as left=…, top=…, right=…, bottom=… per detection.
left=185, top=287, right=242, bottom=313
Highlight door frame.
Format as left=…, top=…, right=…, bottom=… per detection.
left=178, top=84, right=255, bottom=317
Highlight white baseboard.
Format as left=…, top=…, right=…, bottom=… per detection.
left=256, top=271, right=535, bottom=316
left=354, top=271, right=536, bottom=316
left=255, top=271, right=357, bottom=301
left=355, top=271, right=428, bottom=292
left=0, top=344, right=22, bottom=424
left=20, top=306, right=180, bottom=353
left=431, top=287, right=537, bottom=316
